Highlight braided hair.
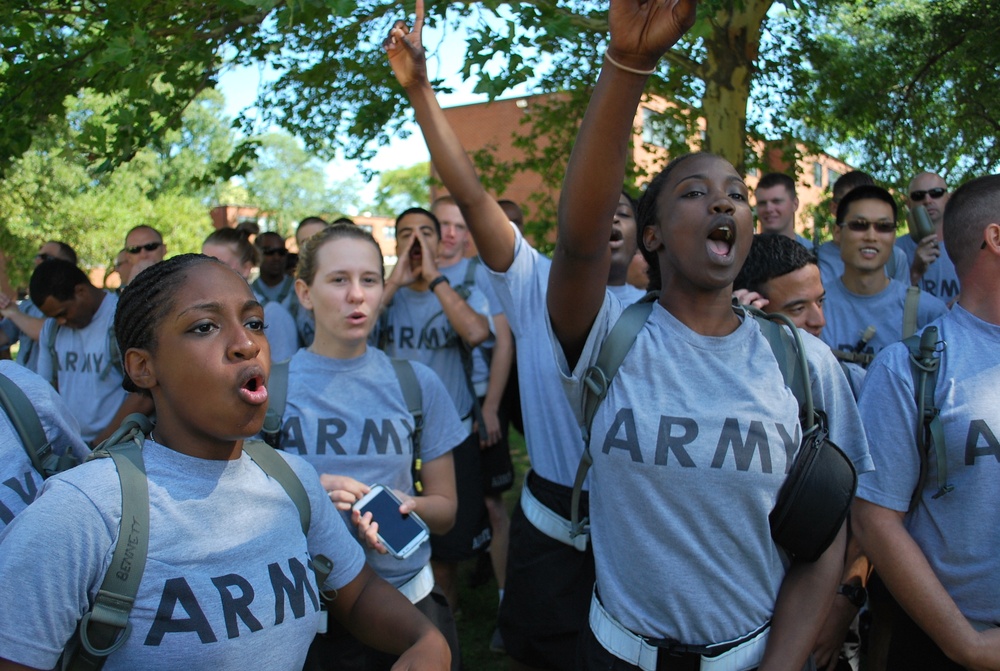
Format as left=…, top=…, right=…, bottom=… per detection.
left=115, top=254, right=222, bottom=394
left=636, top=153, right=705, bottom=291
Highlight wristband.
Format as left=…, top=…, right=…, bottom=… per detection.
left=604, top=50, right=657, bottom=76
left=428, top=275, right=450, bottom=292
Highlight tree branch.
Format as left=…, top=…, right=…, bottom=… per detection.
left=662, top=50, right=704, bottom=79
left=901, top=33, right=967, bottom=104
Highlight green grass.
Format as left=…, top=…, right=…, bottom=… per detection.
left=455, top=428, right=530, bottom=671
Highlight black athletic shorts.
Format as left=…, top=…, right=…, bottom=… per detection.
left=431, top=431, right=491, bottom=562
left=303, top=585, right=460, bottom=671
left=498, top=470, right=594, bottom=671
left=477, top=395, right=515, bottom=495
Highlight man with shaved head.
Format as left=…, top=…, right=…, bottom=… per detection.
left=896, top=171, right=959, bottom=302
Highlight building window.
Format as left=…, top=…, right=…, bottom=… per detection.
left=383, top=226, right=396, bottom=240
left=828, top=167, right=842, bottom=185
left=747, top=166, right=759, bottom=178
left=813, top=162, right=824, bottom=187
left=359, top=225, right=373, bottom=234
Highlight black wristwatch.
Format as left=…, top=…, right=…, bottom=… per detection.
left=428, top=275, right=450, bottom=292
left=837, top=583, right=868, bottom=609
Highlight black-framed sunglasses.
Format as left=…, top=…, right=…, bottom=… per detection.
left=35, top=252, right=56, bottom=262
left=261, top=247, right=288, bottom=257
left=840, top=219, right=896, bottom=234
left=126, top=241, right=163, bottom=254
left=910, top=187, right=947, bottom=202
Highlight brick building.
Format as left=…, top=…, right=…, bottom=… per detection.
left=434, top=93, right=852, bottom=243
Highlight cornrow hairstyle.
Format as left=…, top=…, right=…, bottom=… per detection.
left=115, top=254, right=221, bottom=394
left=204, top=227, right=261, bottom=267
left=734, top=234, right=819, bottom=294
left=297, top=223, right=385, bottom=286
left=636, top=153, right=704, bottom=291
left=29, top=259, right=89, bottom=305
left=835, top=185, right=898, bottom=226
left=396, top=206, right=442, bottom=239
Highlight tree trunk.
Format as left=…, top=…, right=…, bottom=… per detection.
left=700, top=0, right=772, bottom=176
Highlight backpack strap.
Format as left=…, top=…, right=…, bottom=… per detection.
left=253, top=277, right=298, bottom=314
left=744, top=306, right=814, bottom=431
left=99, top=318, right=123, bottom=383
left=904, top=326, right=951, bottom=510
left=46, top=320, right=59, bottom=389
left=0, top=371, right=68, bottom=478
left=243, top=440, right=310, bottom=535
left=902, top=285, right=921, bottom=339
left=831, top=349, right=876, bottom=367
left=389, top=358, right=425, bottom=493
left=242, top=440, right=335, bottom=596
left=262, top=358, right=290, bottom=449
left=452, top=257, right=480, bottom=301
left=69, top=413, right=153, bottom=671
left=44, top=305, right=122, bottom=387
left=570, top=299, right=816, bottom=540
left=570, top=298, right=655, bottom=539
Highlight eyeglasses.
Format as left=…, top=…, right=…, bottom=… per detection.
left=840, top=219, right=896, bottom=234
left=126, top=241, right=163, bottom=254
left=910, top=187, right=947, bottom=202
left=35, top=253, right=56, bottom=262
left=261, top=247, right=288, bottom=257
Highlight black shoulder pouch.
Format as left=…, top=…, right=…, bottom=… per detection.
left=769, top=412, right=857, bottom=562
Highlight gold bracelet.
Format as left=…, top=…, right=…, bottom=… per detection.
left=604, top=50, right=657, bottom=76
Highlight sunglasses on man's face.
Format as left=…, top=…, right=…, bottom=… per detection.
left=840, top=219, right=896, bottom=234
left=35, top=253, right=56, bottom=262
left=910, top=187, right=947, bottom=202
left=261, top=247, right=288, bottom=257
left=126, top=241, right=163, bottom=254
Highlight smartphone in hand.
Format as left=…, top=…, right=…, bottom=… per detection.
left=352, top=485, right=430, bottom=559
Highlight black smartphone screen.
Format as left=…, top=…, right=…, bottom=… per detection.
left=357, top=489, right=425, bottom=554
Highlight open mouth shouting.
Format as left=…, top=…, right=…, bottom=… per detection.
left=238, top=368, right=269, bottom=406
left=609, top=226, right=625, bottom=251
left=707, top=221, right=735, bottom=259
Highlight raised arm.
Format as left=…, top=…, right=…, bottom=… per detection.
left=0, top=297, right=45, bottom=342
left=548, top=0, right=696, bottom=363
left=385, top=0, right=514, bottom=272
